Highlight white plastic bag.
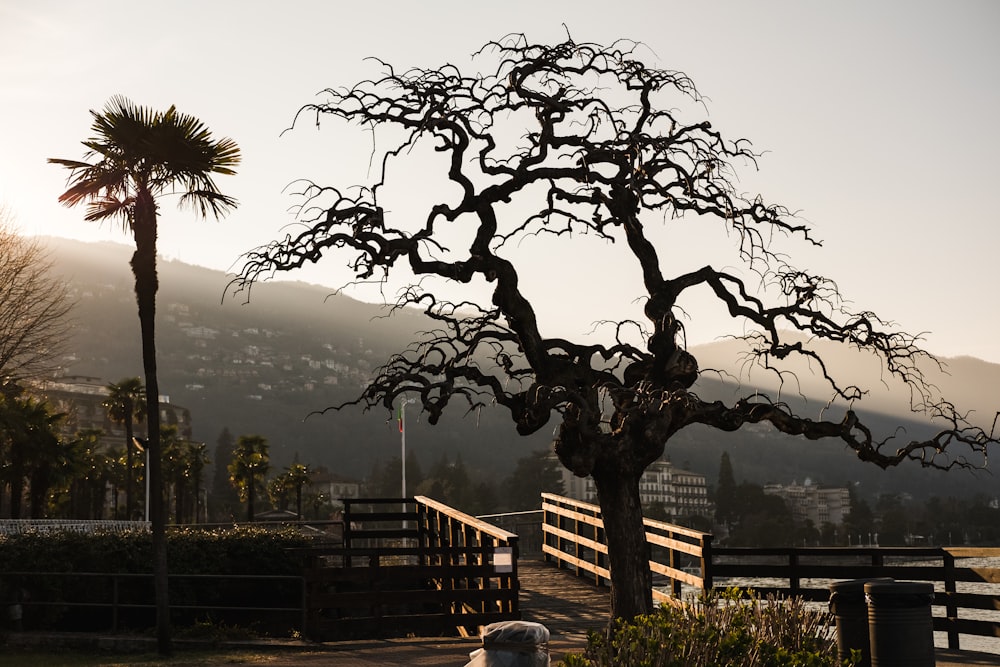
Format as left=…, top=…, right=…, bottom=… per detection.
left=464, top=620, right=551, bottom=667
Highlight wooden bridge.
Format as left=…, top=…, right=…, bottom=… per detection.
left=297, top=493, right=999, bottom=653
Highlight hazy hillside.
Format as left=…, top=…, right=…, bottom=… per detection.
left=44, top=237, right=553, bottom=481
left=40, top=237, right=998, bottom=500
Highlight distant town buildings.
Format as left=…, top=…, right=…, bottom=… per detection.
left=34, top=375, right=193, bottom=450
left=559, top=458, right=712, bottom=522
left=310, top=467, right=361, bottom=505
left=763, top=479, right=850, bottom=526
left=26, top=376, right=365, bottom=523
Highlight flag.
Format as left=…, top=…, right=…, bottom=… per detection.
left=397, top=404, right=403, bottom=433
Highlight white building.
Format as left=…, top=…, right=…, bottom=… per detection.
left=559, top=458, right=712, bottom=521
left=763, top=479, right=850, bottom=526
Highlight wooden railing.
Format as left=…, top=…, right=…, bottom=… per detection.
left=712, top=545, right=1000, bottom=651
left=299, top=496, right=519, bottom=640
left=540, top=493, right=713, bottom=607
left=540, top=493, right=1000, bottom=652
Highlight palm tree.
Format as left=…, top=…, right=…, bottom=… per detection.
left=50, top=96, right=240, bottom=655
left=187, top=441, right=210, bottom=524
left=1, top=391, right=66, bottom=519
left=228, top=434, right=270, bottom=522
left=267, top=475, right=292, bottom=512
left=160, top=424, right=184, bottom=523
left=103, top=377, right=146, bottom=519
left=0, top=386, right=58, bottom=518
left=284, top=463, right=311, bottom=520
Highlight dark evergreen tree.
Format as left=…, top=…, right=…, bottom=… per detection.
left=843, top=488, right=876, bottom=546
left=715, top=451, right=738, bottom=527
left=502, top=450, right=564, bottom=512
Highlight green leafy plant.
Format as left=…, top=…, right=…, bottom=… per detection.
left=0, top=527, right=314, bottom=633
left=560, top=588, right=852, bottom=667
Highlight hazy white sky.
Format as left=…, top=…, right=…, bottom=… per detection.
left=2, top=1, right=998, bottom=364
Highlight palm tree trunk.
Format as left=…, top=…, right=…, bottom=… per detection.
left=247, top=473, right=255, bottom=522
left=175, top=473, right=184, bottom=524
left=193, top=474, right=201, bottom=524
left=131, top=197, right=171, bottom=656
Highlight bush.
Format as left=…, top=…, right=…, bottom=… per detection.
left=0, top=527, right=317, bottom=633
left=0, top=526, right=314, bottom=575
left=560, top=588, right=852, bottom=667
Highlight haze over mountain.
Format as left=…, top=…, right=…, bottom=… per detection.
left=42, top=237, right=998, bottom=501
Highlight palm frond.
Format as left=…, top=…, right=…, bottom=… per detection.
left=52, top=95, right=240, bottom=226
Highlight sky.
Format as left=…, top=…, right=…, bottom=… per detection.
left=2, top=0, right=998, bottom=365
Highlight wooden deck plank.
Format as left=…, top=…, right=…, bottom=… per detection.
left=517, top=558, right=610, bottom=639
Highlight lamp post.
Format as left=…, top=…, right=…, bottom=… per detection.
left=132, top=437, right=150, bottom=523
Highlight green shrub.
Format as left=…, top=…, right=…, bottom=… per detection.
left=0, top=526, right=314, bottom=575
left=560, top=588, right=853, bottom=667
left=0, top=527, right=317, bottom=633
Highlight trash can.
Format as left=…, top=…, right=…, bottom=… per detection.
left=829, top=578, right=893, bottom=667
left=464, top=620, right=550, bottom=667
left=864, top=580, right=935, bottom=667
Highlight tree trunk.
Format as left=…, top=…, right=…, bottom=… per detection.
left=175, top=474, right=184, bottom=524
left=131, top=197, right=171, bottom=656
left=247, top=474, right=255, bottom=522
left=9, top=471, right=23, bottom=519
left=28, top=468, right=49, bottom=518
left=591, top=457, right=653, bottom=621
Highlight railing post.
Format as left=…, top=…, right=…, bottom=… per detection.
left=510, top=534, right=520, bottom=618
left=561, top=496, right=568, bottom=565
left=669, top=542, right=682, bottom=598
left=574, top=510, right=582, bottom=578
left=111, top=574, right=119, bottom=633
left=943, top=548, right=959, bottom=650
left=593, top=510, right=601, bottom=585
left=342, top=499, right=354, bottom=566
left=596, top=520, right=606, bottom=586
left=542, top=497, right=552, bottom=563
left=300, top=574, right=308, bottom=638
left=788, top=550, right=800, bottom=596
left=701, top=533, right=714, bottom=594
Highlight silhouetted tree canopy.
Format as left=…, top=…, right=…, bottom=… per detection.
left=232, top=34, right=997, bottom=619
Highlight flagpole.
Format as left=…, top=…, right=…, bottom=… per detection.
left=399, top=397, right=416, bottom=531
left=399, top=397, right=416, bottom=499
left=401, top=399, right=406, bottom=499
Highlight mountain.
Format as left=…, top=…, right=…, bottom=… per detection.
left=40, top=237, right=998, bottom=500
left=44, top=236, right=553, bottom=481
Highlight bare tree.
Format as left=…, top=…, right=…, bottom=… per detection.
left=231, top=35, right=998, bottom=620
left=0, top=208, right=73, bottom=385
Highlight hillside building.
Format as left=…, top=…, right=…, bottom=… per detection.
left=763, top=479, right=850, bottom=526
left=34, top=375, right=193, bottom=450
left=559, top=458, right=712, bottom=522
left=310, top=467, right=362, bottom=507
